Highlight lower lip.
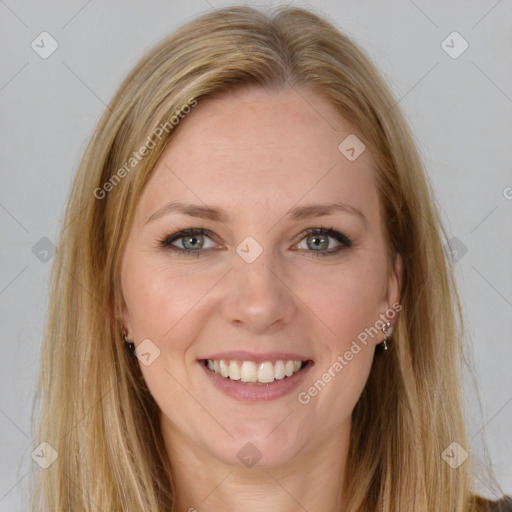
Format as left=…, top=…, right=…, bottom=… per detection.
left=199, top=361, right=313, bottom=402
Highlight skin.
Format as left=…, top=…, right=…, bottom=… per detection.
left=120, top=86, right=402, bottom=512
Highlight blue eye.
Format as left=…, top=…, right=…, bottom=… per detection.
left=296, top=227, right=353, bottom=257
left=159, top=228, right=216, bottom=256
left=159, top=227, right=352, bottom=257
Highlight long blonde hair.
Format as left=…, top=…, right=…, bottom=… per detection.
left=30, top=5, right=499, bottom=511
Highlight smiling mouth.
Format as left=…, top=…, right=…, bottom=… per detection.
left=202, top=359, right=311, bottom=385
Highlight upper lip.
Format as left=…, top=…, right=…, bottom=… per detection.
left=200, top=350, right=312, bottom=364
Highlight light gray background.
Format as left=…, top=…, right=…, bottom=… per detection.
left=1, top=0, right=511, bottom=510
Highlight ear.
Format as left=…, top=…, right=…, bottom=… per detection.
left=119, top=299, right=133, bottom=340
left=109, top=284, right=133, bottom=340
left=384, top=252, right=403, bottom=331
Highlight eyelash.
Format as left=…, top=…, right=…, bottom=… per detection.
left=158, top=227, right=353, bottom=258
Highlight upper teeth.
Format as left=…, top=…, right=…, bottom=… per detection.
left=207, top=359, right=303, bottom=383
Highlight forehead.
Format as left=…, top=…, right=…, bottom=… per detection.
left=136, top=86, right=379, bottom=227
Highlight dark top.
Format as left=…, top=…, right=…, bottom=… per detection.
left=487, top=497, right=512, bottom=512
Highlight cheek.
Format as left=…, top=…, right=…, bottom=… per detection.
left=298, top=267, right=378, bottom=422
left=121, top=256, right=210, bottom=401
left=300, top=253, right=386, bottom=417
left=122, top=254, right=215, bottom=343
left=303, top=257, right=386, bottom=350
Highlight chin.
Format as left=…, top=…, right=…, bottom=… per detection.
left=203, top=423, right=307, bottom=469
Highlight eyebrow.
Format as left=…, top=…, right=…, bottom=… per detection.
left=145, top=200, right=367, bottom=226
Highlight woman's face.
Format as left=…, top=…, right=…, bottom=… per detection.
left=120, top=86, right=401, bottom=469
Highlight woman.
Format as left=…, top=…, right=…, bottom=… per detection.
left=30, top=5, right=511, bottom=512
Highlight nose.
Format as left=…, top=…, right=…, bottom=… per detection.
left=220, top=247, right=297, bottom=335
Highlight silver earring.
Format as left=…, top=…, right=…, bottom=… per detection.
left=122, top=329, right=136, bottom=356
left=381, top=321, right=391, bottom=351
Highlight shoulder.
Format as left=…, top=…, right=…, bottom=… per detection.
left=493, top=497, right=512, bottom=512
